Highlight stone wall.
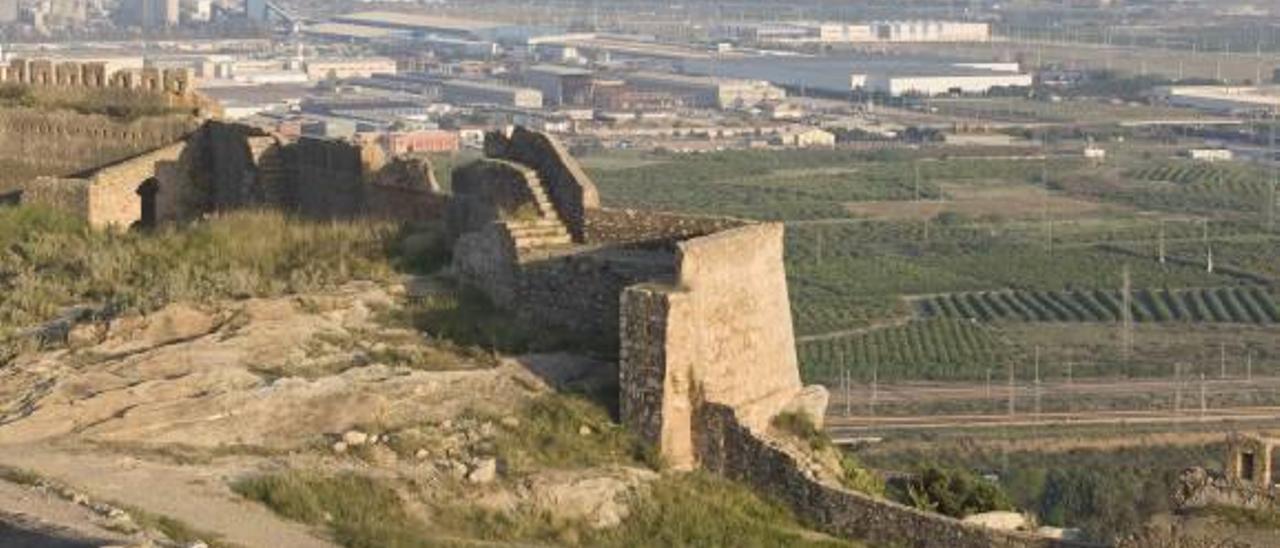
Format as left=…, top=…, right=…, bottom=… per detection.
left=620, top=223, right=807, bottom=469
left=1176, top=467, right=1280, bottom=512
left=583, top=208, right=749, bottom=248
left=0, top=109, right=197, bottom=190
left=5, top=58, right=194, bottom=99
left=18, top=177, right=91, bottom=218
left=86, top=141, right=189, bottom=229
left=695, top=402, right=1087, bottom=548
left=448, top=159, right=542, bottom=238
left=484, top=126, right=600, bottom=241
left=517, top=247, right=676, bottom=344
left=11, top=120, right=443, bottom=227
left=291, top=136, right=374, bottom=219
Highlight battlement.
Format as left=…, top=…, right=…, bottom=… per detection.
left=3, top=58, right=194, bottom=97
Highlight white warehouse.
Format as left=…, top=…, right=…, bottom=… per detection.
left=858, top=72, right=1033, bottom=96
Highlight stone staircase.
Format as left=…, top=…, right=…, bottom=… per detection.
left=505, top=171, right=573, bottom=250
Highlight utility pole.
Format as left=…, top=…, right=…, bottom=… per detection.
left=1199, top=372, right=1207, bottom=421
left=914, top=161, right=921, bottom=202
left=1121, top=266, right=1134, bottom=364
left=1007, top=361, right=1016, bottom=417
left=870, top=363, right=878, bottom=416
left=1221, top=342, right=1227, bottom=379
left=1270, top=110, right=1277, bottom=232
left=1034, top=346, right=1042, bottom=422
left=816, top=228, right=824, bottom=267
left=1203, top=219, right=1214, bottom=273
left=843, top=368, right=851, bottom=417
left=1158, top=221, right=1166, bottom=265
left=1175, top=362, right=1183, bottom=415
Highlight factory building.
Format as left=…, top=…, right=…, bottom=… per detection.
left=858, top=72, right=1033, bottom=96
left=1154, top=86, right=1280, bottom=115
left=726, top=20, right=989, bottom=44
left=524, top=65, right=595, bottom=106
left=624, top=71, right=785, bottom=109
left=871, top=21, right=990, bottom=42
left=304, top=57, right=397, bottom=81
left=682, top=55, right=1030, bottom=97
left=440, top=79, right=544, bottom=109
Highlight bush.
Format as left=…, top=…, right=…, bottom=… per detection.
left=904, top=465, right=1014, bottom=518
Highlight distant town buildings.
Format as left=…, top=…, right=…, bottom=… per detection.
left=624, top=71, right=786, bottom=109
left=727, top=20, right=991, bottom=45
left=439, top=79, right=543, bottom=109
left=123, top=0, right=178, bottom=28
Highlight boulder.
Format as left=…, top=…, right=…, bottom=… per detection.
left=782, top=385, right=830, bottom=429
left=962, top=511, right=1029, bottom=531
left=527, top=467, right=657, bottom=529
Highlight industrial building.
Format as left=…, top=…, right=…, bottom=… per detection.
left=624, top=71, right=785, bottom=109
left=439, top=79, right=543, bottom=109
left=726, top=20, right=989, bottom=44
left=524, top=65, right=595, bottom=106
left=682, top=55, right=1030, bottom=97
left=1154, top=86, right=1280, bottom=114
left=303, top=57, right=397, bottom=81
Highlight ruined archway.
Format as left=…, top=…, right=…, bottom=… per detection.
left=135, top=177, right=158, bottom=229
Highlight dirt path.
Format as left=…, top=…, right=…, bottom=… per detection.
left=795, top=315, right=913, bottom=343
left=0, top=479, right=131, bottom=548
left=0, top=444, right=336, bottom=548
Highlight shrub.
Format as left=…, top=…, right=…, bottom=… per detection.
left=904, top=465, right=1014, bottom=518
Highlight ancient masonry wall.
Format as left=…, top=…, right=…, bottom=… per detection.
left=86, top=142, right=189, bottom=229
left=694, top=403, right=1084, bottom=548
left=13, top=120, right=443, bottom=228
left=583, top=208, right=748, bottom=247
left=17, top=177, right=91, bottom=218
left=4, top=58, right=195, bottom=100
left=0, top=109, right=198, bottom=190
left=448, top=158, right=543, bottom=239
left=620, top=223, right=804, bottom=469
left=485, top=126, right=600, bottom=241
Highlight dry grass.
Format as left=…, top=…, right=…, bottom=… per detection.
left=0, top=206, right=440, bottom=340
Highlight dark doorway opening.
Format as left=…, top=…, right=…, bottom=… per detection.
left=135, top=178, right=158, bottom=230
left=1242, top=451, right=1257, bottom=482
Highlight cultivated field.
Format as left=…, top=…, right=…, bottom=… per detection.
left=585, top=146, right=1280, bottom=388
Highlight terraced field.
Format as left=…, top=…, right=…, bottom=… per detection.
left=916, top=286, right=1280, bottom=324
left=797, top=318, right=1011, bottom=382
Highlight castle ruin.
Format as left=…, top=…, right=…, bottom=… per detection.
left=2, top=120, right=1085, bottom=547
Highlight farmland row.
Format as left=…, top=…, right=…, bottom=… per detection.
left=916, top=286, right=1280, bottom=324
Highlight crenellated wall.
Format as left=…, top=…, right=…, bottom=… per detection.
left=4, top=58, right=194, bottom=98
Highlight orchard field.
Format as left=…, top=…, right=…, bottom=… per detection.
left=583, top=147, right=1280, bottom=384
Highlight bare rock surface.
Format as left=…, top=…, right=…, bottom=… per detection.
left=524, top=466, right=658, bottom=528
left=0, top=283, right=564, bottom=548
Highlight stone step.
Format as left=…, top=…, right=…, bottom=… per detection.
left=509, top=227, right=569, bottom=241
left=508, top=218, right=564, bottom=229
left=513, top=233, right=573, bottom=248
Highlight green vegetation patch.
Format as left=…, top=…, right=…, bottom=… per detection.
left=490, top=393, right=649, bottom=473
left=0, top=83, right=191, bottom=121
left=592, top=472, right=858, bottom=548
left=233, top=470, right=428, bottom=548
left=0, top=207, right=443, bottom=339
